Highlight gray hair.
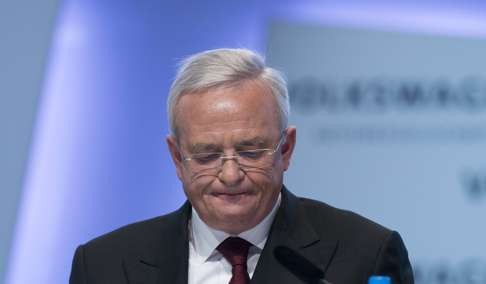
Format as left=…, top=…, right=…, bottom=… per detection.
left=167, top=48, right=289, bottom=136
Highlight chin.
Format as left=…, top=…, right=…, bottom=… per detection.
left=216, top=208, right=258, bottom=227
left=217, top=203, right=255, bottom=218
left=217, top=216, right=256, bottom=235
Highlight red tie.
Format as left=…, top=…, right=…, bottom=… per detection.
left=217, top=237, right=252, bottom=284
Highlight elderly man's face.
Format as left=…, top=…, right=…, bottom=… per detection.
left=167, top=81, right=296, bottom=234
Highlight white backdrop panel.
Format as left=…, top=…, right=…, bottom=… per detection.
left=267, top=22, right=486, bottom=283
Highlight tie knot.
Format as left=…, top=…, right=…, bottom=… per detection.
left=217, top=237, right=252, bottom=266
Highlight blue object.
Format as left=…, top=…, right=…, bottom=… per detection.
left=368, top=275, right=391, bottom=284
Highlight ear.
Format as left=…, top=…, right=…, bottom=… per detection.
left=166, top=135, right=184, bottom=180
left=280, top=126, right=296, bottom=171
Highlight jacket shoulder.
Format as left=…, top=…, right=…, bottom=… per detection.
left=70, top=206, right=190, bottom=284
left=297, top=197, right=392, bottom=244
left=81, top=206, right=187, bottom=258
left=294, top=197, right=414, bottom=282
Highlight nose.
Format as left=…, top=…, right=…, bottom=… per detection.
left=218, top=158, right=244, bottom=186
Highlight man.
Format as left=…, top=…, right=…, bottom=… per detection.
left=70, top=48, right=414, bottom=283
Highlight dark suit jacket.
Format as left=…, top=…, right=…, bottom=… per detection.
left=70, top=188, right=414, bottom=284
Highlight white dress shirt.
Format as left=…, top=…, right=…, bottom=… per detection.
left=188, top=194, right=282, bottom=284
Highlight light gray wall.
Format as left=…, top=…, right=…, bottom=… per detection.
left=0, top=0, right=60, bottom=282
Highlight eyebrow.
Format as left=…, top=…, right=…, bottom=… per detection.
left=187, top=143, right=220, bottom=154
left=187, top=136, right=269, bottom=153
left=235, top=137, right=268, bottom=148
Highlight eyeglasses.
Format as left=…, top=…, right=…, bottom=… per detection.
left=180, top=133, right=286, bottom=175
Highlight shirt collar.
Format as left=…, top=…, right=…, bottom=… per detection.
left=190, top=193, right=282, bottom=262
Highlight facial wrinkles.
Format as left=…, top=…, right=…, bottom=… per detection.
left=186, top=160, right=277, bottom=197
left=187, top=174, right=213, bottom=195
left=210, top=97, right=239, bottom=113
left=184, top=128, right=266, bottom=152
left=243, top=147, right=280, bottom=184
left=189, top=165, right=274, bottom=184
left=189, top=168, right=219, bottom=183
left=183, top=132, right=279, bottom=187
left=185, top=120, right=262, bottom=143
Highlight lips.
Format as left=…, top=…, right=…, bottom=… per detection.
left=210, top=191, right=254, bottom=203
left=212, top=191, right=249, bottom=196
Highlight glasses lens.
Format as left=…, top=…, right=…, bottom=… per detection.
left=191, top=153, right=221, bottom=165
left=183, top=133, right=285, bottom=174
left=237, top=149, right=273, bottom=166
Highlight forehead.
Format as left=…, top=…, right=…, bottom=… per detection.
left=174, top=81, right=281, bottom=145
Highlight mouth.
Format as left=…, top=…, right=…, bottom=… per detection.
left=212, top=191, right=249, bottom=197
left=211, top=191, right=252, bottom=202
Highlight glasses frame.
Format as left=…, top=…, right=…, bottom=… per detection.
left=179, top=131, right=287, bottom=172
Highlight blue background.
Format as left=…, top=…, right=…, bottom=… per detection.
left=3, top=1, right=486, bottom=283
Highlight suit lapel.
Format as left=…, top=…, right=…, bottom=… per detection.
left=123, top=202, right=191, bottom=284
left=251, top=188, right=338, bottom=284
left=121, top=188, right=338, bottom=284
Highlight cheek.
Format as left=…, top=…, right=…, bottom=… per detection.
left=246, top=171, right=278, bottom=194
left=182, top=174, right=215, bottom=199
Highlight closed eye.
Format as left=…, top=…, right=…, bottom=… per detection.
left=191, top=153, right=221, bottom=164
left=237, top=149, right=268, bottom=160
